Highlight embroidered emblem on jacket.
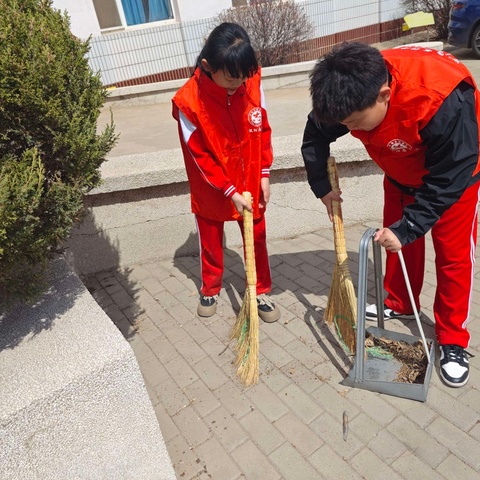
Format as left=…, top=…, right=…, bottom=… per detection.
left=387, top=139, right=412, bottom=153
left=248, top=107, right=262, bottom=127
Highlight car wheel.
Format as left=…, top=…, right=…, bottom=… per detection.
left=471, top=24, right=480, bottom=58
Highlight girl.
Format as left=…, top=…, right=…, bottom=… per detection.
left=172, top=22, right=280, bottom=323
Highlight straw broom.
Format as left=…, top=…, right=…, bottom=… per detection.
left=230, top=191, right=259, bottom=386
left=324, top=157, right=357, bottom=353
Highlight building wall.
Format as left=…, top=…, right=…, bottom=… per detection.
left=176, top=0, right=232, bottom=22
left=53, top=0, right=101, bottom=38
left=52, top=0, right=406, bottom=87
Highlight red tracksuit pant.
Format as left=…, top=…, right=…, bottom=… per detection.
left=383, top=177, right=480, bottom=348
left=195, top=214, right=272, bottom=297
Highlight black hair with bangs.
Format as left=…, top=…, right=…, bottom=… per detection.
left=196, top=22, right=258, bottom=79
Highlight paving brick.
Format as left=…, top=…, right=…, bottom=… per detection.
left=350, top=448, right=405, bottom=480
left=436, top=453, right=480, bottom=480
left=138, top=354, right=169, bottom=389
left=347, top=412, right=383, bottom=444
left=213, top=381, right=255, bottom=419
left=278, top=383, right=323, bottom=424
left=153, top=402, right=180, bottom=442
left=272, top=273, right=302, bottom=293
left=345, top=387, right=397, bottom=426
left=428, top=386, right=479, bottom=431
left=368, top=429, right=407, bottom=464
left=183, top=379, right=220, bottom=418
left=426, top=416, right=480, bottom=470
left=239, top=410, right=285, bottom=455
left=261, top=320, right=297, bottom=346
left=154, top=377, right=190, bottom=417
left=148, top=334, right=179, bottom=365
left=182, top=316, right=215, bottom=344
left=196, top=437, right=242, bottom=480
left=192, top=356, right=230, bottom=390
left=274, top=412, right=323, bottom=456
left=259, top=359, right=292, bottom=393
left=204, top=406, right=248, bottom=452
left=156, top=289, right=179, bottom=309
left=245, top=383, right=289, bottom=422
left=173, top=333, right=207, bottom=365
left=279, top=359, right=322, bottom=394
left=391, top=451, right=445, bottom=480
left=171, top=405, right=211, bottom=448
left=231, top=440, right=282, bottom=480
left=387, top=416, right=449, bottom=468
left=260, top=337, right=295, bottom=368
left=308, top=444, right=363, bottom=480
left=164, top=354, right=199, bottom=389
left=286, top=338, right=326, bottom=370
left=167, top=434, right=205, bottom=479
left=129, top=264, right=154, bottom=282
left=459, top=387, right=480, bottom=414
left=310, top=412, right=364, bottom=460
left=312, top=383, right=360, bottom=424
left=269, top=442, right=321, bottom=480
left=125, top=332, right=154, bottom=362
left=200, top=335, right=236, bottom=368
left=133, top=314, right=163, bottom=343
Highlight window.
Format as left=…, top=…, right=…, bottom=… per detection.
left=93, top=0, right=173, bottom=30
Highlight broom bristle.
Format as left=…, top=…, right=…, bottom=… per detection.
left=230, top=191, right=260, bottom=387
left=231, top=286, right=259, bottom=386
left=325, top=157, right=357, bottom=354
left=325, top=262, right=357, bottom=353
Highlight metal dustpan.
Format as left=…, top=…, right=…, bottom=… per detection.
left=342, top=228, right=435, bottom=402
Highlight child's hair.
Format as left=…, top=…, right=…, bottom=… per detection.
left=310, top=42, right=388, bottom=124
left=196, top=22, right=258, bottom=79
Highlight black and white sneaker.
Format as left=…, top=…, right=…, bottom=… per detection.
left=257, top=294, right=280, bottom=323
left=197, top=294, right=219, bottom=317
left=439, top=344, right=474, bottom=388
left=365, top=303, right=417, bottom=320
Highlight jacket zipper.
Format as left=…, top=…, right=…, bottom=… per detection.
left=226, top=94, right=246, bottom=191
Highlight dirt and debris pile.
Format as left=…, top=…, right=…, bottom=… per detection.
left=365, top=332, right=430, bottom=384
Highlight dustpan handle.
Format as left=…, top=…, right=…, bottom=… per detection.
left=397, top=250, right=431, bottom=363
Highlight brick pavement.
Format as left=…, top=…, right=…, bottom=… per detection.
left=84, top=223, right=480, bottom=480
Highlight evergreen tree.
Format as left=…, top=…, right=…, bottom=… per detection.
left=0, top=0, right=117, bottom=304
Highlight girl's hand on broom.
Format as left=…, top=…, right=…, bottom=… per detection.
left=232, top=192, right=252, bottom=215
left=374, top=228, right=402, bottom=252
left=321, top=189, right=343, bottom=222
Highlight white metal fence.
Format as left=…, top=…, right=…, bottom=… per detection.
left=87, top=0, right=404, bottom=86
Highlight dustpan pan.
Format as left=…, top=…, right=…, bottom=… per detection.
left=342, top=228, right=435, bottom=402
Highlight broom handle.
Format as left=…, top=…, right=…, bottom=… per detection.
left=242, top=192, right=257, bottom=289
left=327, top=157, right=348, bottom=264
left=397, top=250, right=431, bottom=362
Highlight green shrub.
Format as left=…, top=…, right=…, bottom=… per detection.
left=0, top=0, right=117, bottom=304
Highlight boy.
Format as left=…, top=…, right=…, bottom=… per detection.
left=301, top=42, right=480, bottom=387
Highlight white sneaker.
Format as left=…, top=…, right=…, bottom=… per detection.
left=365, top=303, right=417, bottom=320
left=439, top=345, right=473, bottom=388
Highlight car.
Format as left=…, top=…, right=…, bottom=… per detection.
left=448, top=0, right=480, bottom=57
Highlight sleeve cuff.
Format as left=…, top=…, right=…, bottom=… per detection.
left=261, top=167, right=270, bottom=178
left=222, top=184, right=237, bottom=198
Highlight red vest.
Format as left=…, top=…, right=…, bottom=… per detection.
left=172, top=68, right=271, bottom=221
left=352, top=47, right=480, bottom=187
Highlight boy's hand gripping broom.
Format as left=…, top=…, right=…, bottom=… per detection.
left=324, top=157, right=357, bottom=353
left=230, top=191, right=259, bottom=386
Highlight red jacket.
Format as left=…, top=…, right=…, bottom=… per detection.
left=172, top=68, right=273, bottom=221
left=352, top=46, right=480, bottom=185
